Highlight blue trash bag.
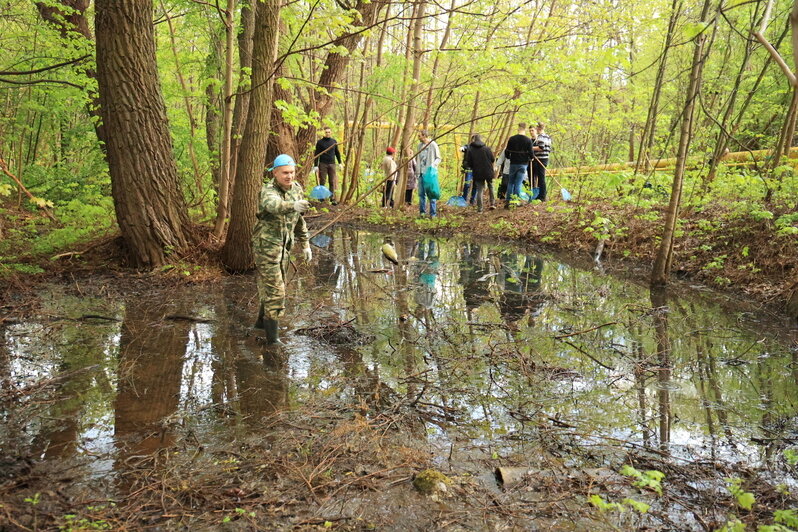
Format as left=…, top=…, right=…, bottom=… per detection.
left=446, top=196, right=468, bottom=207
left=422, top=167, right=441, bottom=200
left=310, top=234, right=332, bottom=248
left=310, top=185, right=332, bottom=200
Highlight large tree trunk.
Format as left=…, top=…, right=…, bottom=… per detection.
left=225, top=2, right=256, bottom=223
left=220, top=0, right=281, bottom=271
left=95, top=0, right=191, bottom=268
left=651, top=0, right=714, bottom=286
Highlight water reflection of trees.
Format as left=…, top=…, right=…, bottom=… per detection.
left=321, top=230, right=797, bottom=462
left=13, top=313, right=118, bottom=460
left=114, top=296, right=189, bottom=462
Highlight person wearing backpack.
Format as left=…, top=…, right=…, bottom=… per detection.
left=415, top=130, right=441, bottom=217
left=463, top=134, right=495, bottom=212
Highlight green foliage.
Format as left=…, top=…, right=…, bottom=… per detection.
left=489, top=219, right=519, bottom=238
left=726, top=477, right=756, bottom=511
left=773, top=509, right=798, bottom=529
left=60, top=514, right=112, bottom=531
left=620, top=465, right=665, bottom=495
left=413, top=214, right=463, bottom=230
left=0, top=263, right=45, bottom=276
left=588, top=494, right=624, bottom=512
left=716, top=518, right=746, bottom=532
left=783, top=449, right=798, bottom=466
left=587, top=494, right=650, bottom=514
left=583, top=214, right=610, bottom=240
left=775, top=213, right=798, bottom=237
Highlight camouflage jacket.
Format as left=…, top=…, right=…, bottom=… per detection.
left=252, top=180, right=309, bottom=260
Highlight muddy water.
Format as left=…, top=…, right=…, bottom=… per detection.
left=2, top=228, right=797, bottom=498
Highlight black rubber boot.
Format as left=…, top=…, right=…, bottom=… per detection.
left=264, top=318, right=283, bottom=345
left=254, top=303, right=265, bottom=329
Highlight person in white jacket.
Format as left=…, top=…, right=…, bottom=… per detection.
left=415, top=130, right=441, bottom=217
left=495, top=148, right=511, bottom=199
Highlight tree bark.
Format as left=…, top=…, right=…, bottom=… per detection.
left=651, top=0, right=714, bottom=286
left=95, top=0, right=191, bottom=268
left=220, top=0, right=281, bottom=271
left=205, top=25, right=224, bottom=196
left=212, top=0, right=236, bottom=238
left=394, top=0, right=426, bottom=208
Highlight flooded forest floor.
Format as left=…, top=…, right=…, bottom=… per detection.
left=1, top=199, right=798, bottom=530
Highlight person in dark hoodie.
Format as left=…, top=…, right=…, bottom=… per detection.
left=313, top=126, right=342, bottom=204
left=463, top=134, right=495, bottom=213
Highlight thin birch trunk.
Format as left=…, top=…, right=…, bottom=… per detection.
left=651, top=0, right=714, bottom=286
left=213, top=0, right=237, bottom=238
left=394, top=0, right=426, bottom=209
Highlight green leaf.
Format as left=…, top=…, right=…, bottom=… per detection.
left=683, top=22, right=709, bottom=40
left=622, top=498, right=650, bottom=513
left=736, top=491, right=755, bottom=510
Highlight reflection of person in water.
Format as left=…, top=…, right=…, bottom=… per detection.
left=497, top=253, right=545, bottom=327
left=414, top=239, right=440, bottom=310
left=235, top=342, right=289, bottom=425
left=459, top=242, right=491, bottom=313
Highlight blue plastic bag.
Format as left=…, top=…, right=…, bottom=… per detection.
left=446, top=196, right=468, bottom=207
left=310, top=234, right=332, bottom=248
left=422, top=167, right=441, bottom=200
left=310, top=185, right=332, bottom=200
left=518, top=186, right=531, bottom=202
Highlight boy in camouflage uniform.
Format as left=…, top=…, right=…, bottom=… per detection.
left=253, top=154, right=312, bottom=344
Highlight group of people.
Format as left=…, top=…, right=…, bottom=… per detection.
left=250, top=123, right=550, bottom=342
left=382, top=122, right=551, bottom=215
left=314, top=122, right=551, bottom=216
left=462, top=122, right=552, bottom=211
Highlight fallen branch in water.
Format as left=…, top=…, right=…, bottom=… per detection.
left=554, top=322, right=617, bottom=339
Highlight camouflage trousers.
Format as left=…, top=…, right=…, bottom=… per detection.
left=254, top=249, right=291, bottom=320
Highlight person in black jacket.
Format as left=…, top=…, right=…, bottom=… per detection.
left=313, top=126, right=342, bottom=203
left=463, top=134, right=495, bottom=213
left=504, top=123, right=533, bottom=208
